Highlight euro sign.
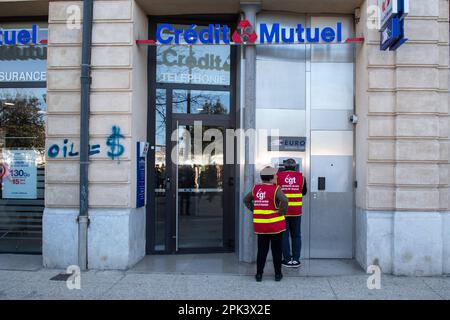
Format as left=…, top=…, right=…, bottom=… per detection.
left=106, top=126, right=125, bottom=160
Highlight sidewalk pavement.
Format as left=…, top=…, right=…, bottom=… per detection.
left=0, top=254, right=449, bottom=300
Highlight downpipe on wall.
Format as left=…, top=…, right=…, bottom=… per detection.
left=78, top=0, right=94, bottom=271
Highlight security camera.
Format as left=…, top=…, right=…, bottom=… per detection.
left=349, top=114, right=358, bottom=124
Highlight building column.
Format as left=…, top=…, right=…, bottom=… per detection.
left=239, top=2, right=261, bottom=263
left=355, top=0, right=450, bottom=275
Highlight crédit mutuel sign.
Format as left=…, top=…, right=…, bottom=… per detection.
left=0, top=24, right=46, bottom=82
left=0, top=25, right=40, bottom=46
left=156, top=20, right=344, bottom=44
left=155, top=21, right=345, bottom=85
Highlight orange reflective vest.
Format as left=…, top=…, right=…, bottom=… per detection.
left=252, top=184, right=286, bottom=234
left=277, top=171, right=303, bottom=216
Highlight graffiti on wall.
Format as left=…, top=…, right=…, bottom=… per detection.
left=47, top=126, right=125, bottom=161
left=106, top=126, right=125, bottom=160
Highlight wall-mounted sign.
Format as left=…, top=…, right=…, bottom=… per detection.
left=379, top=0, right=396, bottom=29
left=0, top=26, right=47, bottom=82
left=136, top=141, right=148, bottom=208
left=0, top=25, right=40, bottom=46
left=2, top=150, right=37, bottom=199
left=379, top=0, right=409, bottom=51
left=379, top=0, right=409, bottom=28
left=156, top=22, right=343, bottom=45
left=268, top=137, right=306, bottom=152
left=0, top=71, right=46, bottom=82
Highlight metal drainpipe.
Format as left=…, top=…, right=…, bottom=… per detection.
left=78, top=0, right=94, bottom=271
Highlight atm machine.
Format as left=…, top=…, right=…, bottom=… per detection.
left=271, top=157, right=303, bottom=173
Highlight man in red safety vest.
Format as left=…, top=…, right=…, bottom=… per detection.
left=243, top=166, right=289, bottom=282
left=277, top=158, right=307, bottom=268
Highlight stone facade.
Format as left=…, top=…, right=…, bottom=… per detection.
left=44, top=0, right=147, bottom=269
left=35, top=0, right=450, bottom=274
left=355, top=0, right=450, bottom=275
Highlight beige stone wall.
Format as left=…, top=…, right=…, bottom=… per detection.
left=46, top=0, right=147, bottom=209
left=356, top=0, right=450, bottom=213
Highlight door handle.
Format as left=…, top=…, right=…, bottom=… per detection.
left=228, top=177, right=234, bottom=187
left=165, top=177, right=171, bottom=190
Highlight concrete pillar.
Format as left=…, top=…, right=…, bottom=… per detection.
left=239, top=2, right=261, bottom=263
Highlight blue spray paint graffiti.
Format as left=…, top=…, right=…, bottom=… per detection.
left=47, top=139, right=79, bottom=158
left=106, top=126, right=125, bottom=160
left=47, top=126, right=125, bottom=160
left=89, top=144, right=101, bottom=156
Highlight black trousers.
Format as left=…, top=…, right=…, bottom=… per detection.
left=256, top=233, right=283, bottom=275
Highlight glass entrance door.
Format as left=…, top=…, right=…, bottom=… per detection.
left=173, top=122, right=226, bottom=250
left=148, top=89, right=235, bottom=254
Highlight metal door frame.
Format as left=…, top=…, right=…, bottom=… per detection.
left=169, top=115, right=234, bottom=253
left=146, top=15, right=238, bottom=254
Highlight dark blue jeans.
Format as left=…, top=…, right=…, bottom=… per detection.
left=282, top=216, right=302, bottom=261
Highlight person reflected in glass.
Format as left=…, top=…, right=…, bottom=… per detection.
left=179, top=165, right=195, bottom=216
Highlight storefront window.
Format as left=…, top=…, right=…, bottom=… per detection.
left=156, top=24, right=231, bottom=86
left=172, top=90, right=230, bottom=114
left=0, top=22, right=47, bottom=253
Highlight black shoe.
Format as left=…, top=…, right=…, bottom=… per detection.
left=282, top=260, right=292, bottom=268
left=275, top=273, right=283, bottom=281
left=291, top=260, right=301, bottom=268
left=255, top=274, right=262, bottom=282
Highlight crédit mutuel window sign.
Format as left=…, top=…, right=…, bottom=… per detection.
left=0, top=24, right=47, bottom=83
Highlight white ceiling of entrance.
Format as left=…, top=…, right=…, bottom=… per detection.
left=137, top=0, right=364, bottom=15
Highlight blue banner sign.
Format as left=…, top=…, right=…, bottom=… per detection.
left=136, top=142, right=148, bottom=208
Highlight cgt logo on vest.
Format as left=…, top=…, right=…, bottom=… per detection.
left=256, top=189, right=266, bottom=200
left=284, top=175, right=297, bottom=186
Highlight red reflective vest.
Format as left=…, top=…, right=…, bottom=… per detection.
left=277, top=171, right=303, bottom=216
left=252, top=184, right=286, bottom=234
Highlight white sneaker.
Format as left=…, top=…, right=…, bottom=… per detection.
left=282, top=259, right=296, bottom=268
left=291, top=260, right=301, bottom=268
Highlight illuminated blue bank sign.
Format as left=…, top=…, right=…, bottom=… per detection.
left=156, top=22, right=344, bottom=44
left=379, top=0, right=409, bottom=51
left=0, top=25, right=40, bottom=45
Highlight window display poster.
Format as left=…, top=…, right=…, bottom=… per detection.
left=2, top=150, right=37, bottom=199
